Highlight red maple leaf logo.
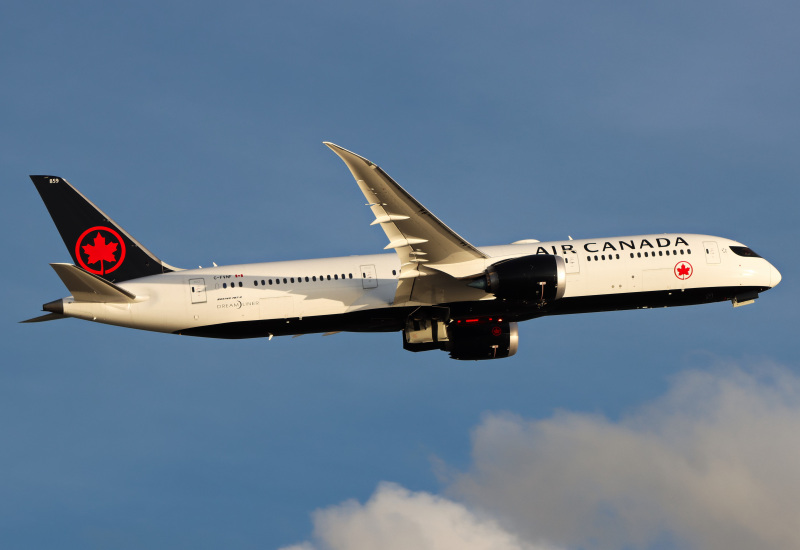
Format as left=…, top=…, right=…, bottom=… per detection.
left=674, top=261, right=693, bottom=280
left=81, top=232, right=118, bottom=273
left=75, top=226, right=126, bottom=275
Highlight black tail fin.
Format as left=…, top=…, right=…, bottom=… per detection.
left=30, top=175, right=176, bottom=282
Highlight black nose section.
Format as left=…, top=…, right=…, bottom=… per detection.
left=43, top=299, right=64, bottom=314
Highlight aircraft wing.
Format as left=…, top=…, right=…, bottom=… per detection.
left=325, top=142, right=489, bottom=305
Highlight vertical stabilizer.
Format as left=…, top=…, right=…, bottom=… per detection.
left=30, top=175, right=177, bottom=282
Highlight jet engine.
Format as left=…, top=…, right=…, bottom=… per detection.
left=470, top=255, right=566, bottom=303
left=445, top=318, right=519, bottom=360
left=401, top=311, right=518, bottom=360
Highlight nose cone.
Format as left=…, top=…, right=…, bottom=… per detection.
left=770, top=264, right=782, bottom=288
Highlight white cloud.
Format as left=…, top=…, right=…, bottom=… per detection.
left=451, top=364, right=800, bottom=550
left=280, top=482, right=559, bottom=550
left=285, top=364, right=800, bottom=550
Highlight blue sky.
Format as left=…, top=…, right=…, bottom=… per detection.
left=2, top=2, right=799, bottom=549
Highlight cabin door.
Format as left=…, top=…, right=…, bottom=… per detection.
left=360, top=264, right=378, bottom=289
left=189, top=278, right=207, bottom=304
left=703, top=241, right=721, bottom=264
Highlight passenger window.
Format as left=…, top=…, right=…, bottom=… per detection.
left=349, top=273, right=353, bottom=279
left=283, top=278, right=287, bottom=284
left=327, top=275, right=331, bottom=280
left=261, top=280, right=266, bottom=285
left=334, top=274, right=339, bottom=280
left=254, top=280, right=258, bottom=286
left=223, top=283, right=227, bottom=289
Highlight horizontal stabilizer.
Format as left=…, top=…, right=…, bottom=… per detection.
left=20, top=312, right=67, bottom=323
left=50, top=263, right=138, bottom=303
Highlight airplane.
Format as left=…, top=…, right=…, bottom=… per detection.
left=24, top=143, right=782, bottom=360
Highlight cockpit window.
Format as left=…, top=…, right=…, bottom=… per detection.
left=730, top=246, right=761, bottom=258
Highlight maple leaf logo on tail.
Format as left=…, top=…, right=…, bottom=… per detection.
left=75, top=226, right=126, bottom=275
left=83, top=233, right=117, bottom=265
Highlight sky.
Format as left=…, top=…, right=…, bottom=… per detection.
left=2, top=1, right=799, bottom=548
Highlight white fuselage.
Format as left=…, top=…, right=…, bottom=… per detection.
left=57, top=233, right=780, bottom=337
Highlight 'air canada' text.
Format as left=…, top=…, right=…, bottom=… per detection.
left=532, top=236, right=690, bottom=255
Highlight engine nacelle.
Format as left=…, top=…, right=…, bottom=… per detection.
left=445, top=319, right=519, bottom=361
left=471, top=254, right=566, bottom=303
